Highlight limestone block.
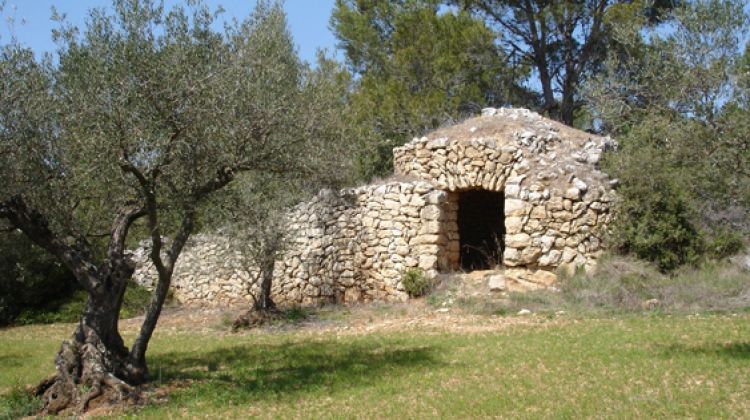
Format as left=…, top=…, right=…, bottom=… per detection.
left=409, top=195, right=426, bottom=207
left=539, top=235, right=556, bottom=253
left=505, top=199, right=531, bottom=216
left=565, top=187, right=581, bottom=201
left=418, top=255, right=439, bottom=270
left=530, top=205, right=547, bottom=219
left=546, top=196, right=564, bottom=212
left=520, top=247, right=542, bottom=263
left=412, top=234, right=441, bottom=245
left=538, top=250, right=562, bottom=266
left=505, top=216, right=525, bottom=234
left=420, top=205, right=442, bottom=220
left=573, top=178, right=588, bottom=192
left=505, top=184, right=520, bottom=198
left=506, top=233, right=531, bottom=248
left=524, top=219, right=542, bottom=232
left=503, top=247, right=521, bottom=266
left=425, top=191, right=447, bottom=204
left=419, top=221, right=442, bottom=234
left=487, top=274, right=506, bottom=292
left=529, top=270, right=557, bottom=286
left=562, top=247, right=577, bottom=263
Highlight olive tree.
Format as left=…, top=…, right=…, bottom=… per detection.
left=0, top=0, right=339, bottom=413
left=222, top=55, right=355, bottom=321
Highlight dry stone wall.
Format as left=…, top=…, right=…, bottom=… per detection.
left=132, top=107, right=619, bottom=304
left=133, top=181, right=451, bottom=306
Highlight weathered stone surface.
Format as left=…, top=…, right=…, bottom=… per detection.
left=487, top=274, right=506, bottom=292
left=506, top=233, right=531, bottom=248
left=505, top=199, right=531, bottom=216
left=504, top=216, right=525, bottom=234
left=529, top=270, right=557, bottom=286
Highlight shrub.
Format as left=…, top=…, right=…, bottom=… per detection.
left=706, top=229, right=745, bottom=260
left=401, top=268, right=432, bottom=297
left=0, top=384, right=42, bottom=419
left=285, top=306, right=308, bottom=323
left=615, top=182, right=703, bottom=271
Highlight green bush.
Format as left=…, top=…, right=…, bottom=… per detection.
left=401, top=268, right=432, bottom=297
left=0, top=384, right=42, bottom=420
left=620, top=192, right=701, bottom=271
left=706, top=229, right=745, bottom=260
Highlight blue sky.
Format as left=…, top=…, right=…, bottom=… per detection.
left=0, top=0, right=339, bottom=63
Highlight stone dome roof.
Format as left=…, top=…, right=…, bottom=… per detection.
left=393, top=107, right=619, bottom=197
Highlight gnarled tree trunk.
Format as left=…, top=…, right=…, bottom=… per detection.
left=38, top=274, right=145, bottom=414
left=2, top=197, right=152, bottom=414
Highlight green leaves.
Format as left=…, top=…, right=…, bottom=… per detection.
left=332, top=0, right=524, bottom=180
left=586, top=0, right=750, bottom=270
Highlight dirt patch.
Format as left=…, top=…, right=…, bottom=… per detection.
left=120, top=306, right=243, bottom=335
left=119, top=300, right=558, bottom=339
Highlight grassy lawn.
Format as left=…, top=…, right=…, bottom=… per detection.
left=1, top=312, right=750, bottom=418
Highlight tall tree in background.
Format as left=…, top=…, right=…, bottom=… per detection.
left=332, top=0, right=531, bottom=180
left=585, top=0, right=749, bottom=270
left=0, top=0, right=345, bottom=413
left=453, top=0, right=677, bottom=126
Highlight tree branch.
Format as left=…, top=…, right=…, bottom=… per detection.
left=0, top=196, right=101, bottom=292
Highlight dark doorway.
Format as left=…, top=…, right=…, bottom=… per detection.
left=458, top=189, right=505, bottom=271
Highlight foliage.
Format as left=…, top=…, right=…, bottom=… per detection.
left=0, top=384, right=42, bottom=420
left=0, top=231, right=78, bottom=326
left=401, top=268, right=432, bottom=297
left=586, top=0, right=750, bottom=269
left=453, top=0, right=675, bottom=126
left=0, top=229, right=154, bottom=327
left=208, top=51, right=357, bottom=312
left=332, top=0, right=529, bottom=180
left=284, top=306, right=309, bottom=323
left=705, top=229, right=745, bottom=261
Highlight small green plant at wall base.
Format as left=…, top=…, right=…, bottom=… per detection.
left=401, top=268, right=432, bottom=297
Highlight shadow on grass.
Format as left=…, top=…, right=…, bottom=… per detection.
left=662, top=342, right=750, bottom=360
left=148, top=339, right=439, bottom=405
left=0, top=353, right=23, bottom=369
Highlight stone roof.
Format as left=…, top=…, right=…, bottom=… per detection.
left=393, top=107, right=619, bottom=195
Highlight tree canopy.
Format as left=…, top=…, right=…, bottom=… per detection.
left=0, top=0, right=349, bottom=413
left=332, top=0, right=531, bottom=179
left=585, top=0, right=749, bottom=269
left=451, top=0, right=679, bottom=126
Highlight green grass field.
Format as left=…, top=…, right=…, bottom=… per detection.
left=2, top=310, right=750, bottom=418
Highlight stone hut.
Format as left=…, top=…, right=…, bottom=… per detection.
left=133, top=108, right=618, bottom=306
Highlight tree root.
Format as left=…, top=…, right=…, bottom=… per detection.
left=36, top=334, right=144, bottom=415
left=232, top=307, right=283, bottom=331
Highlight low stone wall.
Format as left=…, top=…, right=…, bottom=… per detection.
left=133, top=181, right=451, bottom=306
